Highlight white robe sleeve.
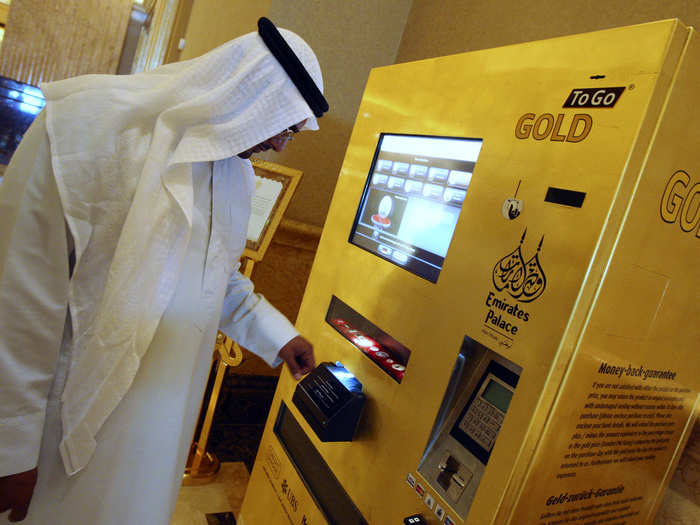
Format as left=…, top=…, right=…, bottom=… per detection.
left=0, top=113, right=69, bottom=476
left=218, top=270, right=299, bottom=368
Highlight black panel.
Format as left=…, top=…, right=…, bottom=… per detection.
left=544, top=187, right=586, bottom=208
left=274, top=402, right=368, bottom=525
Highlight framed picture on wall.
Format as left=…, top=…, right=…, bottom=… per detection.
left=244, top=158, right=303, bottom=261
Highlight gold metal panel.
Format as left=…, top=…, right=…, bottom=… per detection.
left=508, top=25, right=700, bottom=524
left=241, top=19, right=698, bottom=525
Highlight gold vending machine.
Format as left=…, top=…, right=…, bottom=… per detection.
left=239, top=19, right=699, bottom=525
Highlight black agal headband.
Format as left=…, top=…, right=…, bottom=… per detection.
left=258, top=17, right=329, bottom=118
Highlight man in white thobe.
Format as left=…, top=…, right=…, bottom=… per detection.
left=0, top=18, right=327, bottom=524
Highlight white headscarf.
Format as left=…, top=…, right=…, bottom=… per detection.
left=41, top=28, right=324, bottom=474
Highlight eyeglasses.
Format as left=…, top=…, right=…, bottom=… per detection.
left=280, top=124, right=301, bottom=140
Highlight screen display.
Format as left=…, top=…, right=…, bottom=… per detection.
left=481, top=379, right=513, bottom=413
left=349, top=133, right=483, bottom=282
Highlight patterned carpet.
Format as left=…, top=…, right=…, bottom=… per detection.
left=207, top=372, right=279, bottom=473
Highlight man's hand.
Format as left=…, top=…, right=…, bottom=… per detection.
left=278, top=336, right=315, bottom=380
left=0, top=468, right=38, bottom=522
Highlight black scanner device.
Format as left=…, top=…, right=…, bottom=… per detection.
left=292, top=362, right=365, bottom=442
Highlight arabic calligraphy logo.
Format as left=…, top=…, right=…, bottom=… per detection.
left=492, top=229, right=546, bottom=303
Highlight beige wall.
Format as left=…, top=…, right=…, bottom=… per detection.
left=397, top=0, right=700, bottom=62
left=179, top=0, right=271, bottom=61
left=263, top=0, right=414, bottom=227
left=0, top=0, right=132, bottom=85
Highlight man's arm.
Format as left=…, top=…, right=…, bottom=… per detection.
left=218, top=270, right=314, bottom=378
left=0, top=113, right=70, bottom=521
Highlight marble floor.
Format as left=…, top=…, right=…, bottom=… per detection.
left=170, top=462, right=249, bottom=525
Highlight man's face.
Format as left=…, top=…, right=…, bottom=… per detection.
left=238, top=119, right=307, bottom=159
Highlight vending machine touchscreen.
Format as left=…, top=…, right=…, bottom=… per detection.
left=349, top=133, right=483, bottom=282
left=450, top=361, right=518, bottom=464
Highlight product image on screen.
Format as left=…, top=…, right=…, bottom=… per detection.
left=349, top=133, right=483, bottom=282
